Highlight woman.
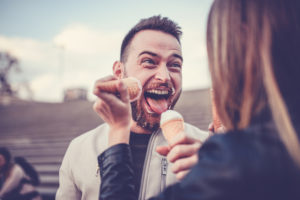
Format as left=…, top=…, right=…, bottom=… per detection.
left=0, top=148, right=42, bottom=200
left=98, top=0, right=300, bottom=199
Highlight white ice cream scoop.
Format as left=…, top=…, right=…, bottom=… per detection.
left=160, top=110, right=184, bottom=144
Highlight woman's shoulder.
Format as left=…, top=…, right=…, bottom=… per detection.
left=3, top=164, right=26, bottom=186
left=10, top=164, right=26, bottom=178
left=202, top=127, right=284, bottom=161
left=181, top=127, right=300, bottom=199
left=199, top=126, right=296, bottom=178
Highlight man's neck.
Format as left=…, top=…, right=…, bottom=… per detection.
left=130, top=120, right=152, bottom=134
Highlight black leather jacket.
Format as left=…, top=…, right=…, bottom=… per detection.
left=98, top=124, right=300, bottom=200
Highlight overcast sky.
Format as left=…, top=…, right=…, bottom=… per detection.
left=0, top=0, right=213, bottom=102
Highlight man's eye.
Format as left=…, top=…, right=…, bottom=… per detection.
left=169, top=62, right=182, bottom=71
left=171, top=63, right=181, bottom=68
left=142, top=59, right=155, bottom=65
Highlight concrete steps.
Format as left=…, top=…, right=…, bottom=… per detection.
left=0, top=100, right=101, bottom=199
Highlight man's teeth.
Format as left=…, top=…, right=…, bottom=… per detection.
left=147, top=89, right=169, bottom=95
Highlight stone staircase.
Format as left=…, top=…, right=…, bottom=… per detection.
left=0, top=88, right=212, bottom=200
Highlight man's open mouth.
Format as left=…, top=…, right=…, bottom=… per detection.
left=143, top=88, right=174, bottom=114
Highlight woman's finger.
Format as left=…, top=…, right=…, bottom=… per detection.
left=118, top=80, right=129, bottom=103
left=175, top=170, right=190, bottom=181
left=156, top=145, right=170, bottom=156
left=169, top=132, right=202, bottom=149
left=93, top=75, right=117, bottom=96
left=171, top=154, right=198, bottom=174
left=167, top=143, right=201, bottom=163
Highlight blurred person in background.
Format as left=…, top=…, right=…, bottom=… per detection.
left=97, top=0, right=300, bottom=199
left=0, top=147, right=42, bottom=200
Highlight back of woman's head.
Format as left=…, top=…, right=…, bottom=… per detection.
left=207, top=0, right=300, bottom=163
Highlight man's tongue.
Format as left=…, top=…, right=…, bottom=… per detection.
left=146, top=97, right=168, bottom=114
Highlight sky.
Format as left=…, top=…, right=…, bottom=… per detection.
left=0, top=0, right=213, bottom=102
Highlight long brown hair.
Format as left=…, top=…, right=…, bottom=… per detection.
left=207, top=0, right=300, bottom=164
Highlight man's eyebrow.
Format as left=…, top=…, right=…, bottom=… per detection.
left=138, top=51, right=158, bottom=57
left=138, top=51, right=183, bottom=61
left=173, top=54, right=183, bottom=62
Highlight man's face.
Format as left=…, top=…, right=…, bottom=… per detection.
left=123, top=30, right=182, bottom=132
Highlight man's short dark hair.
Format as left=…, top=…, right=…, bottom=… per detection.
left=120, top=15, right=182, bottom=62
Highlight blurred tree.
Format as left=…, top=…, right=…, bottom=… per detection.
left=0, top=51, right=21, bottom=96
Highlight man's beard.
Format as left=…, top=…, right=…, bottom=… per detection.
left=131, top=89, right=181, bottom=132
left=131, top=100, right=159, bottom=132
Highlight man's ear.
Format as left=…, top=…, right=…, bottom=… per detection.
left=113, top=61, right=125, bottom=79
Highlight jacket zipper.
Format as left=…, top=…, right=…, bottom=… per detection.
left=138, top=129, right=159, bottom=200
left=161, top=157, right=167, bottom=192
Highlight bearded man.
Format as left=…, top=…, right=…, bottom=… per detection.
left=56, top=15, right=209, bottom=200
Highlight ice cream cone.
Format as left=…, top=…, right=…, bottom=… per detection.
left=160, top=110, right=184, bottom=144
left=122, top=77, right=142, bottom=101
left=211, top=89, right=222, bottom=130
left=98, top=77, right=142, bottom=102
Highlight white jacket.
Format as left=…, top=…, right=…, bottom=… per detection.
left=56, top=123, right=209, bottom=200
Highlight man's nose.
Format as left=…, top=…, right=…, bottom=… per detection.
left=155, top=65, right=170, bottom=82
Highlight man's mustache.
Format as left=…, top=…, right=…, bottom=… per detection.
left=144, top=81, right=174, bottom=94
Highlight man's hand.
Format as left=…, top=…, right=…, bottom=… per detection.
left=156, top=132, right=202, bottom=181
left=93, top=76, right=132, bottom=146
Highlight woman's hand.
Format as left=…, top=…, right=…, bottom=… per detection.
left=156, top=131, right=202, bottom=180
left=208, top=122, right=226, bottom=134
left=93, top=76, right=132, bottom=146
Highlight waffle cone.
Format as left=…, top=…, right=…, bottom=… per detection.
left=122, top=78, right=142, bottom=101
left=161, top=119, right=184, bottom=144
left=211, top=89, right=222, bottom=129
left=98, top=80, right=119, bottom=93
left=98, top=77, right=141, bottom=102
